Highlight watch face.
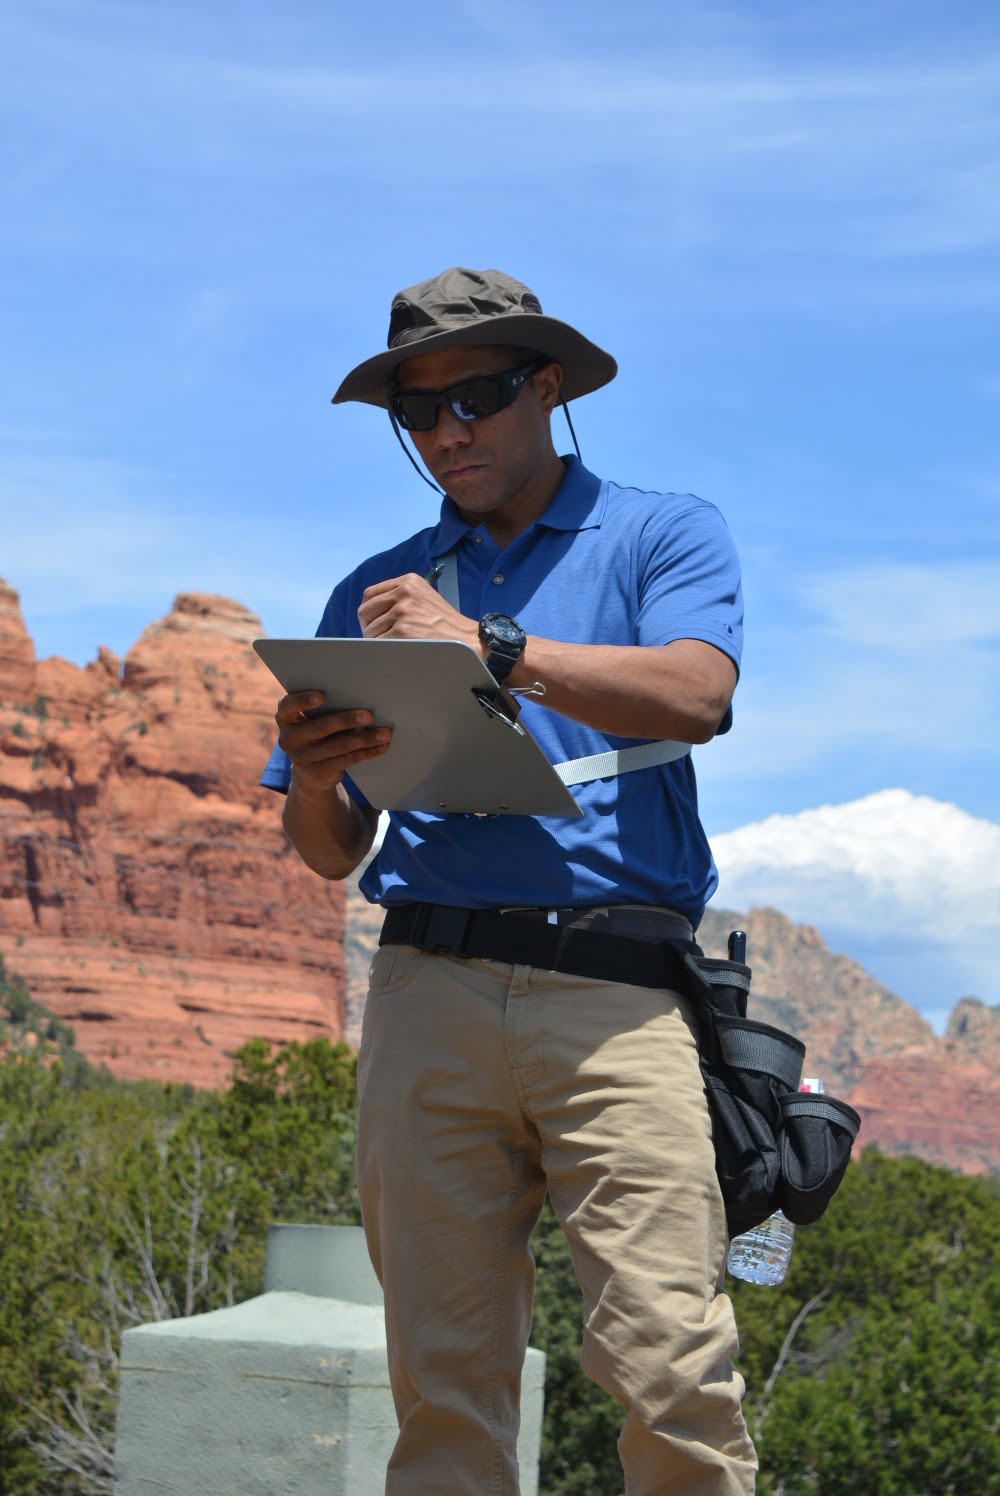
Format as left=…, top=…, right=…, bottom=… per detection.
left=479, top=613, right=525, bottom=685
left=490, top=617, right=523, bottom=647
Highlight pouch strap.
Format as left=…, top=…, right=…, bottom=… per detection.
left=435, top=545, right=462, bottom=610
left=433, top=545, right=693, bottom=785
left=714, top=1017, right=806, bottom=1086
left=780, top=1093, right=862, bottom=1132
left=690, top=958, right=751, bottom=998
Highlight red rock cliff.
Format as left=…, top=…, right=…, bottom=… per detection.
left=0, top=583, right=344, bottom=1087
left=2, top=581, right=997, bottom=1175
left=0, top=580, right=36, bottom=703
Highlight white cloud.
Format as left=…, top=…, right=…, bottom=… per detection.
left=714, top=789, right=999, bottom=938
left=712, top=789, right=1000, bottom=1022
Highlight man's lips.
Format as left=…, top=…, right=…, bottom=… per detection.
left=441, top=462, right=484, bottom=480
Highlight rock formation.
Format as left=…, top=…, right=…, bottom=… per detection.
left=697, top=907, right=1000, bottom=1175
left=2, top=580, right=997, bottom=1172
left=0, top=582, right=345, bottom=1088
left=696, top=905, right=936, bottom=1091
left=0, top=579, right=36, bottom=703
left=945, top=995, right=1000, bottom=1067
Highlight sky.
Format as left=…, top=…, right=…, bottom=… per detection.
left=2, top=0, right=998, bottom=1016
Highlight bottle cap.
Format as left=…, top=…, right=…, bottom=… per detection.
left=800, top=1076, right=825, bottom=1093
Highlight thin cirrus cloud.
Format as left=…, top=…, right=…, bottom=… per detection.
left=709, top=557, right=1000, bottom=768
left=694, top=553, right=1000, bottom=841
left=2, top=8, right=997, bottom=268
left=2, top=0, right=997, bottom=858
left=0, top=455, right=352, bottom=643
left=805, top=560, right=1000, bottom=653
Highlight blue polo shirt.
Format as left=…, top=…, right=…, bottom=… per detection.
left=260, top=457, right=742, bottom=927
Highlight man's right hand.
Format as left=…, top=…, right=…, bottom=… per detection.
left=275, top=691, right=392, bottom=796
left=276, top=692, right=388, bottom=879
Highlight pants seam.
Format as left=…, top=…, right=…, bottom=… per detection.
left=486, top=1142, right=522, bottom=1496
left=503, top=967, right=544, bottom=1123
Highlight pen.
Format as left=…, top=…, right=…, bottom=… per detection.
left=424, top=563, right=444, bottom=586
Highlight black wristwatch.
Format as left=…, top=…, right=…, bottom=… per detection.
left=478, top=612, right=526, bottom=685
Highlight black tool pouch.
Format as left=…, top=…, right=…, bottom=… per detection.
left=681, top=952, right=861, bottom=1236
left=777, top=1092, right=860, bottom=1224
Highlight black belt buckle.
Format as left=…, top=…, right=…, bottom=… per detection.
left=422, top=905, right=473, bottom=955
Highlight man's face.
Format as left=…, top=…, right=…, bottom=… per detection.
left=394, top=344, right=563, bottom=522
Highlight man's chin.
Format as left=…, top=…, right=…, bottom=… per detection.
left=441, top=477, right=500, bottom=511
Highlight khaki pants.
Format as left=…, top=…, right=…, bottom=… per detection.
left=356, top=943, right=757, bottom=1496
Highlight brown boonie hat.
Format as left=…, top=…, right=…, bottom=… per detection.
left=332, top=266, right=617, bottom=408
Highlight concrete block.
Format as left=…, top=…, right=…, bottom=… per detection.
left=114, top=1225, right=546, bottom=1494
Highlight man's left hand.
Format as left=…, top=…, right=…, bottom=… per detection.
left=358, top=573, right=479, bottom=649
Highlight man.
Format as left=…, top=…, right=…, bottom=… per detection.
left=261, top=267, right=756, bottom=1494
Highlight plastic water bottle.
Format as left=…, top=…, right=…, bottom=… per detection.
left=727, top=1077, right=825, bottom=1286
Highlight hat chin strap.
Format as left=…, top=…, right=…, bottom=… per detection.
left=387, top=389, right=583, bottom=498
left=387, top=408, right=446, bottom=497
left=560, top=393, right=582, bottom=461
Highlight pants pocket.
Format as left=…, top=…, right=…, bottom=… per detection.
left=367, top=943, right=424, bottom=996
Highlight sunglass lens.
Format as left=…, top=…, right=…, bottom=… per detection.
left=393, top=393, right=436, bottom=431
left=448, top=379, right=504, bottom=423
left=393, top=366, right=530, bottom=431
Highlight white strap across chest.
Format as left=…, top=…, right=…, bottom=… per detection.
left=434, top=547, right=692, bottom=786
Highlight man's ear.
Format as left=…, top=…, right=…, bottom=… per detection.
left=535, top=360, right=564, bottom=415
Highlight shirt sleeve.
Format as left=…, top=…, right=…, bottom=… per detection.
left=635, top=500, right=742, bottom=659
left=634, top=499, right=743, bottom=735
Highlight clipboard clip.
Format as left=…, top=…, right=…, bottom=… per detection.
left=472, top=686, right=525, bottom=734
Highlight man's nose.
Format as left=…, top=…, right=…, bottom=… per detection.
left=432, top=405, right=475, bottom=448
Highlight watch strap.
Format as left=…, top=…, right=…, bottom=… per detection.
left=484, top=639, right=521, bottom=684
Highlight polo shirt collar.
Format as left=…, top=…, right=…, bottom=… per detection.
left=431, top=456, right=606, bottom=557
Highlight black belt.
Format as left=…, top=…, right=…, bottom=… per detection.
left=379, top=902, right=699, bottom=992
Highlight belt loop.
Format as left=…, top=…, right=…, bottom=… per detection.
left=411, top=902, right=432, bottom=946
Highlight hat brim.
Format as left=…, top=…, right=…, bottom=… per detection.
left=332, top=313, right=617, bottom=408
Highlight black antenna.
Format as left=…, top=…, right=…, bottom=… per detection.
left=388, top=410, right=445, bottom=497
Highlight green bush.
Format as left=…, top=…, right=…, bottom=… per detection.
left=1, top=1021, right=997, bottom=1496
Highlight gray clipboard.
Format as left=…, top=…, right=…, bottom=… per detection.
left=253, top=637, right=583, bottom=818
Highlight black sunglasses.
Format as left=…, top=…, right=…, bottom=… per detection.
left=389, top=356, right=550, bottom=432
